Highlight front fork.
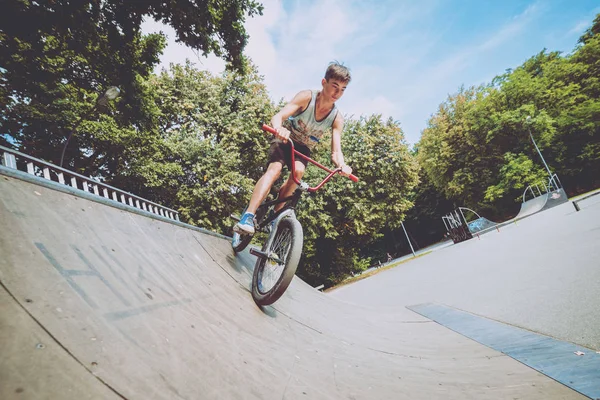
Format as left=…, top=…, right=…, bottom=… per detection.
left=249, top=208, right=296, bottom=263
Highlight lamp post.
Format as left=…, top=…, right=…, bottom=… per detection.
left=59, top=86, right=120, bottom=168
left=525, top=115, right=553, bottom=180
left=401, top=221, right=416, bottom=257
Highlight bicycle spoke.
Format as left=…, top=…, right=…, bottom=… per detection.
left=258, top=224, right=293, bottom=293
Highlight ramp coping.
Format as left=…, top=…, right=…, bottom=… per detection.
left=0, top=144, right=179, bottom=221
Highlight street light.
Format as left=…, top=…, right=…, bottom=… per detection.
left=401, top=220, right=416, bottom=257
left=525, top=115, right=553, bottom=180
left=96, top=86, right=120, bottom=107
left=59, top=86, right=120, bottom=168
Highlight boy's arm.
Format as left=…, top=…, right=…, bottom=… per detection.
left=270, top=90, right=312, bottom=142
left=331, top=113, right=352, bottom=176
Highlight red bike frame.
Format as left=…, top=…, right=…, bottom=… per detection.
left=261, top=124, right=358, bottom=192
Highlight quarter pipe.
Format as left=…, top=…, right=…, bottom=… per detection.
left=0, top=170, right=587, bottom=400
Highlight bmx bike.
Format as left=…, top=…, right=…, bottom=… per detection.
left=231, top=124, right=358, bottom=305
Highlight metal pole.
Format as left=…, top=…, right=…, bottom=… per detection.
left=401, top=221, right=416, bottom=257
left=59, top=117, right=87, bottom=167
left=526, top=117, right=553, bottom=179
left=60, top=87, right=120, bottom=168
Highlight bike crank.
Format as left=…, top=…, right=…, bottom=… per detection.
left=249, top=248, right=284, bottom=265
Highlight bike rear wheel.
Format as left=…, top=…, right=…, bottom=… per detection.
left=252, top=217, right=303, bottom=305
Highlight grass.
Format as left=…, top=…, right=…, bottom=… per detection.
left=570, top=188, right=600, bottom=201
left=324, top=251, right=432, bottom=292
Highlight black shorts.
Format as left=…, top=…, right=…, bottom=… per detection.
left=267, top=139, right=311, bottom=170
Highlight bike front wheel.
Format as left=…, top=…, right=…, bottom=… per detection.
left=252, top=217, right=303, bottom=305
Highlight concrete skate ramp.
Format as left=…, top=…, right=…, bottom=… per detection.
left=542, top=188, right=569, bottom=211
left=0, top=172, right=585, bottom=400
left=516, top=189, right=569, bottom=220
left=516, top=193, right=548, bottom=219
left=467, top=217, right=497, bottom=234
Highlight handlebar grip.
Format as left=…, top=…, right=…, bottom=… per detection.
left=261, top=124, right=278, bottom=135
left=349, top=174, right=359, bottom=182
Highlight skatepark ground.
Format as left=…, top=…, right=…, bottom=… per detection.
left=1, top=168, right=599, bottom=399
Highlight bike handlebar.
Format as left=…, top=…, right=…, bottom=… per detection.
left=261, top=124, right=359, bottom=186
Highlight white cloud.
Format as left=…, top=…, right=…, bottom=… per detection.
left=345, top=95, right=397, bottom=121
left=390, top=3, right=542, bottom=143
left=141, top=1, right=422, bottom=138
left=244, top=0, right=416, bottom=120
left=567, top=6, right=600, bottom=37
left=246, top=0, right=369, bottom=101
left=141, top=1, right=593, bottom=146
left=478, top=3, right=539, bottom=52
left=567, top=20, right=591, bottom=37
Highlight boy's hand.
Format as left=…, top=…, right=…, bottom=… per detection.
left=339, top=164, right=353, bottom=177
left=275, top=126, right=291, bottom=143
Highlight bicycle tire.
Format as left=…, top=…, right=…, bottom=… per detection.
left=232, top=207, right=267, bottom=253
left=252, top=217, right=303, bottom=305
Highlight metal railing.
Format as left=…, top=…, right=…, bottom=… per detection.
left=0, top=145, right=179, bottom=221
left=522, top=182, right=547, bottom=203
left=572, top=189, right=600, bottom=212
left=548, top=173, right=562, bottom=192
left=522, top=174, right=564, bottom=203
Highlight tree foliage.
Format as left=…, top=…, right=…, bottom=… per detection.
left=146, top=61, right=275, bottom=232
left=1, top=6, right=598, bottom=285
left=0, top=0, right=263, bottom=159
left=294, top=116, right=419, bottom=286
left=417, top=17, right=600, bottom=223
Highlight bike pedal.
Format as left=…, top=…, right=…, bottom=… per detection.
left=250, top=248, right=267, bottom=259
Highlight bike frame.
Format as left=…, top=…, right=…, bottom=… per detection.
left=244, top=125, right=359, bottom=303
left=253, top=124, right=358, bottom=235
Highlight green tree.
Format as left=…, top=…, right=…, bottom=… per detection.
left=404, top=164, right=455, bottom=247
left=0, top=0, right=263, bottom=162
left=417, top=24, right=600, bottom=221
left=142, top=61, right=275, bottom=232
left=295, top=116, right=419, bottom=286
left=578, top=13, right=600, bottom=45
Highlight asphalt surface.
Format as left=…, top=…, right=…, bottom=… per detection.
left=332, top=195, right=600, bottom=351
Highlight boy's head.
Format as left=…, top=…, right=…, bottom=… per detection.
left=322, top=62, right=351, bottom=102
left=324, top=62, right=351, bottom=84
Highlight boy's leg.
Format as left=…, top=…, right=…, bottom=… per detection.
left=234, top=162, right=283, bottom=234
left=247, top=162, right=283, bottom=214
left=274, top=160, right=305, bottom=212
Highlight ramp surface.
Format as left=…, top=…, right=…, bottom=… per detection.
left=516, top=188, right=569, bottom=220
left=467, top=217, right=497, bottom=234
left=542, top=188, right=569, bottom=211
left=516, top=192, right=549, bottom=219
left=0, top=171, right=587, bottom=399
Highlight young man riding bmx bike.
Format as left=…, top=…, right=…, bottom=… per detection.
left=234, top=62, right=353, bottom=236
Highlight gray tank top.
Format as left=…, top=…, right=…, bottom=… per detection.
left=283, top=90, right=338, bottom=150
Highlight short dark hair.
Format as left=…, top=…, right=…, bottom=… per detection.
left=325, top=61, right=351, bottom=83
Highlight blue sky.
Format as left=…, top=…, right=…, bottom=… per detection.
left=142, top=0, right=600, bottom=146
